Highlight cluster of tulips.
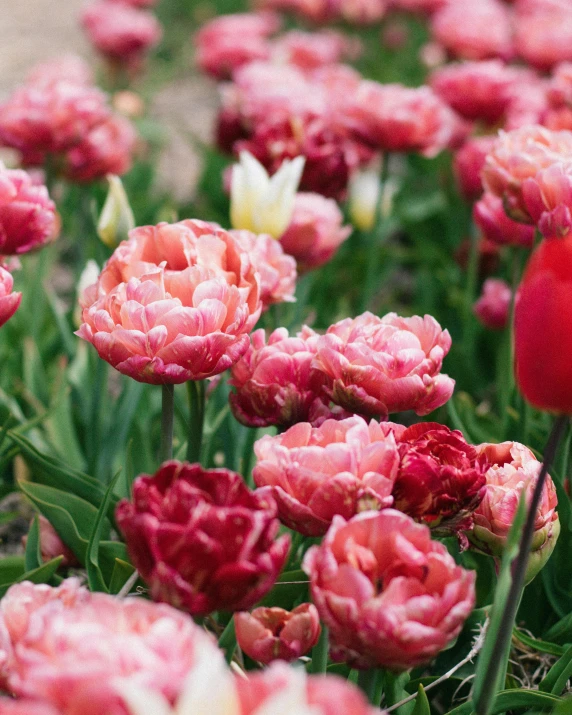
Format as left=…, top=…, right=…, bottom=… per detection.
left=0, top=0, right=572, bottom=712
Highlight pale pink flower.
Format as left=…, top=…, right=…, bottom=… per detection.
left=522, top=162, right=572, bottom=236
left=453, top=135, right=497, bottom=201
left=332, top=0, right=388, bottom=24
left=431, top=0, right=514, bottom=61
left=26, top=54, right=93, bottom=87
left=279, top=192, right=351, bottom=271
left=235, top=604, right=321, bottom=664
left=0, top=267, right=21, bottom=328
left=271, top=30, right=360, bottom=72
left=470, top=441, right=560, bottom=581
left=77, top=219, right=261, bottom=384
left=253, top=416, right=399, bottom=536
left=514, top=4, right=572, bottom=70
left=0, top=164, right=58, bottom=254
left=547, top=62, right=572, bottom=109
left=473, top=278, right=512, bottom=330
left=312, top=312, right=455, bottom=419
left=473, top=192, right=535, bottom=247
left=229, top=327, right=335, bottom=430
left=81, top=1, right=162, bottom=67
left=0, top=700, right=59, bottom=714
left=230, top=229, right=297, bottom=308
left=482, top=125, right=572, bottom=223
left=303, top=510, right=476, bottom=670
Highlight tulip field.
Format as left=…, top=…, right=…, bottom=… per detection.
left=3, top=0, right=572, bottom=712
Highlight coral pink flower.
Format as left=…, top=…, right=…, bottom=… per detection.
left=64, top=113, right=137, bottom=183
left=77, top=219, right=261, bottom=384
left=22, top=516, right=79, bottom=568
left=332, top=0, right=388, bottom=24
left=312, top=312, right=455, bottom=419
left=0, top=579, right=219, bottom=713
left=256, top=0, right=331, bottom=22
left=470, top=441, right=560, bottom=581
left=81, top=1, right=162, bottom=67
left=271, top=31, right=359, bottom=72
left=0, top=267, right=21, bottom=329
left=303, top=510, right=476, bottom=670
left=253, top=416, right=399, bottom=536
left=195, top=12, right=279, bottom=80
left=230, top=229, right=296, bottom=308
left=547, top=62, right=572, bottom=109
left=0, top=164, right=58, bottom=254
left=343, top=81, right=463, bottom=156
left=236, top=663, right=378, bottom=714
left=430, top=61, right=533, bottom=124
left=391, top=422, right=487, bottom=534
left=514, top=4, right=572, bottom=70
left=453, top=135, right=497, bottom=201
left=235, top=604, right=321, bottom=664
left=279, top=192, right=351, bottom=271
left=522, top=162, right=572, bottom=237
left=229, top=327, right=335, bottom=430
left=474, top=278, right=512, bottom=330
left=473, top=193, right=535, bottom=247
left=0, top=700, right=59, bottom=714
left=116, top=461, right=290, bottom=615
left=26, top=54, right=93, bottom=87
left=482, top=125, right=572, bottom=223
left=431, top=0, right=513, bottom=61
left=0, top=80, right=109, bottom=160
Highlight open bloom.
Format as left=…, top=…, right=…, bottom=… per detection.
left=229, top=327, right=333, bottom=430
left=77, top=219, right=261, bottom=384
left=303, top=510, right=476, bottom=670
left=253, top=416, right=399, bottom=536
left=390, top=423, right=487, bottom=534
left=235, top=604, right=321, bottom=664
left=474, top=278, right=512, bottom=330
left=271, top=30, right=359, bottom=72
left=473, top=192, right=535, bottom=247
left=522, top=162, right=572, bottom=237
left=468, top=441, right=560, bottom=582
left=312, top=312, right=455, bottom=419
left=116, top=461, right=289, bottom=615
left=453, top=136, right=497, bottom=201
left=279, top=192, right=351, bottom=272
left=230, top=151, right=305, bottom=239
left=0, top=579, right=221, bottom=714
left=0, top=267, right=21, bottom=328
left=514, top=3, right=572, bottom=71
left=0, top=164, right=58, bottom=254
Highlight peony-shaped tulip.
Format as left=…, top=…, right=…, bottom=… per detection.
left=332, top=0, right=388, bottom=24
left=391, top=423, right=487, bottom=534
left=453, top=135, right=497, bottom=201
left=77, top=219, right=261, bottom=384
left=253, top=416, right=399, bottom=536
left=522, top=162, right=572, bottom=237
left=0, top=164, right=58, bottom=254
left=229, top=327, right=334, bottom=430
left=473, top=278, right=512, bottom=330
left=279, top=192, right=351, bottom=272
left=473, top=192, right=535, bottom=247
left=0, top=700, right=59, bottom=714
left=0, top=267, right=21, bottom=329
left=468, top=441, right=560, bottom=582
left=312, top=312, right=455, bottom=419
left=0, top=579, right=222, bottom=714
left=514, top=4, right=572, bottom=71
left=482, top=125, right=572, bottom=223
left=235, top=604, right=321, bottom=664
left=271, top=30, right=359, bottom=72
left=116, top=461, right=290, bottom=615
left=303, top=510, right=476, bottom=670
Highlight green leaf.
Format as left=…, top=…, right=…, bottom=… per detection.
left=0, top=556, right=64, bottom=597
left=411, top=685, right=431, bottom=715
left=0, top=556, right=25, bottom=584
left=109, top=559, right=136, bottom=595
left=45, top=376, right=86, bottom=472
left=448, top=689, right=561, bottom=715
left=513, top=628, right=564, bottom=657
left=24, top=514, right=42, bottom=572
left=545, top=612, right=572, bottom=644
left=539, top=645, right=572, bottom=694
left=86, top=470, right=121, bottom=593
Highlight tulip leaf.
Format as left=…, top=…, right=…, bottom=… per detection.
left=0, top=555, right=26, bottom=585
left=411, top=685, right=430, bottom=715
left=539, top=645, right=572, bottom=694
left=554, top=696, right=572, bottom=714
left=513, top=628, right=564, bottom=657
left=0, top=556, right=64, bottom=597
left=448, top=689, right=561, bottom=715
left=24, top=514, right=42, bottom=572
left=109, top=558, right=136, bottom=595
left=86, top=470, right=121, bottom=593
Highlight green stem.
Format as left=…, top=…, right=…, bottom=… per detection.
left=357, top=668, right=384, bottom=706
left=160, top=384, right=175, bottom=463
left=475, top=414, right=568, bottom=715
left=186, top=380, right=206, bottom=463
left=241, top=427, right=259, bottom=487
left=384, top=672, right=409, bottom=711
left=462, top=224, right=480, bottom=366
left=310, top=625, right=329, bottom=674
left=88, top=357, right=108, bottom=479
left=218, top=617, right=237, bottom=665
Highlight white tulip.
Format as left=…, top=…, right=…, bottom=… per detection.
left=97, top=175, right=135, bottom=248
left=348, top=167, right=381, bottom=232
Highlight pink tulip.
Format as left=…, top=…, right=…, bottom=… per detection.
left=253, top=416, right=399, bottom=536
left=64, top=113, right=137, bottom=183
left=22, top=516, right=79, bottom=568
left=0, top=267, right=21, bottom=329
left=453, top=135, right=497, bottom=201
left=229, top=327, right=336, bottom=430
left=106, top=0, right=159, bottom=7
left=312, top=312, right=455, bottom=419
left=303, top=510, right=476, bottom=670
left=391, top=0, right=445, bottom=13
left=81, top=2, right=162, bottom=67
left=514, top=3, right=572, bottom=70
left=77, top=219, right=261, bottom=384
left=473, top=278, right=512, bottom=330
left=522, top=162, right=572, bottom=236
left=116, top=461, right=289, bottom=615
left=0, top=701, right=59, bottom=714
left=271, top=30, right=360, bottom=72
left=279, top=192, right=351, bottom=271
left=469, top=441, right=560, bottom=581
left=331, top=0, right=388, bottom=24
left=0, top=164, right=58, bottom=254
left=230, top=230, right=297, bottom=308
left=255, top=0, right=331, bottom=23
left=235, top=604, right=321, bottom=664
left=473, top=193, right=535, bottom=247
left=547, top=62, right=572, bottom=110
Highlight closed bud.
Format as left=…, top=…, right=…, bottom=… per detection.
left=348, top=168, right=380, bottom=231
left=97, top=175, right=135, bottom=248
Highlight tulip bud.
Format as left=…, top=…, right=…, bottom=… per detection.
left=473, top=278, right=512, bottom=330
left=230, top=151, right=305, bottom=239
left=348, top=167, right=381, bottom=231
left=97, top=175, right=135, bottom=248
left=22, top=516, right=79, bottom=568
left=74, top=259, right=100, bottom=326
left=235, top=604, right=321, bottom=664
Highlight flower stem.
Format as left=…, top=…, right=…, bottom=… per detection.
left=219, top=617, right=237, bottom=664
left=475, top=414, right=568, bottom=715
left=160, top=384, right=175, bottom=463
left=186, top=380, right=206, bottom=464
left=357, top=668, right=384, bottom=706
left=310, top=625, right=329, bottom=673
